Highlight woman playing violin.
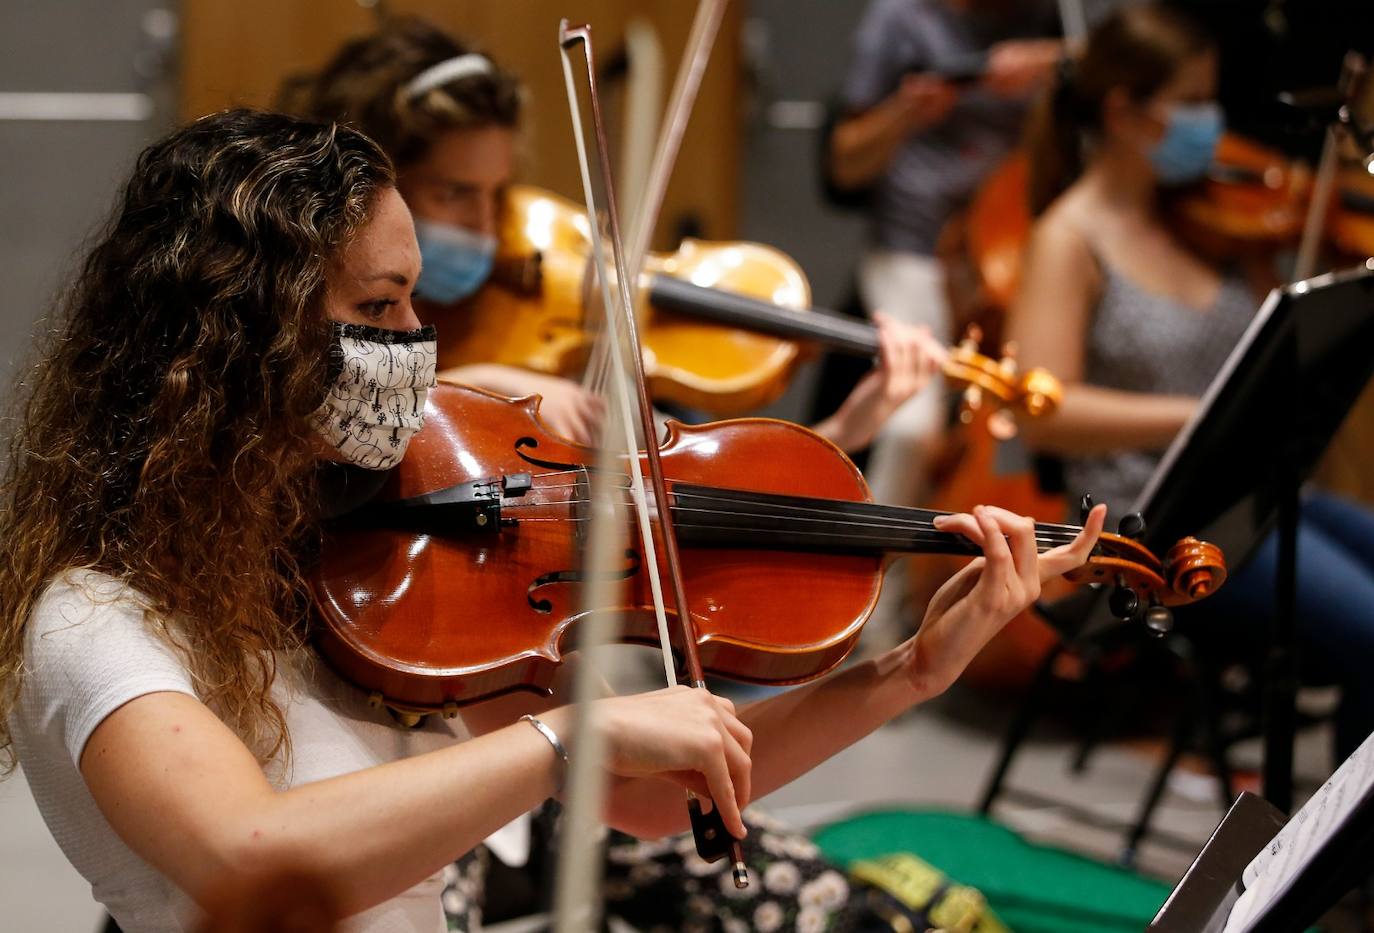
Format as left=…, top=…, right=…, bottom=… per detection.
left=1011, top=2, right=1374, bottom=761
left=279, top=17, right=947, bottom=457
left=0, top=109, right=1101, bottom=932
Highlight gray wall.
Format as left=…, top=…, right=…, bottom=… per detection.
left=0, top=0, right=176, bottom=385
left=737, top=0, right=871, bottom=422
left=0, top=3, right=175, bottom=930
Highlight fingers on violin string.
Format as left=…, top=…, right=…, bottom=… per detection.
left=932, top=510, right=985, bottom=544
left=974, top=507, right=1015, bottom=594
left=916, top=326, right=947, bottom=375
left=895, top=330, right=921, bottom=394
left=874, top=314, right=897, bottom=372
left=978, top=506, right=1041, bottom=585
left=1039, top=503, right=1107, bottom=579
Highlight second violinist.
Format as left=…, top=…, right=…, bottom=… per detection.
left=279, top=17, right=947, bottom=457
left=1011, top=3, right=1374, bottom=765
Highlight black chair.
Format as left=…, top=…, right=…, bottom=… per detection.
left=977, top=541, right=1255, bottom=867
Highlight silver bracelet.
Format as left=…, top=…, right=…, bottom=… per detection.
left=520, top=714, right=568, bottom=793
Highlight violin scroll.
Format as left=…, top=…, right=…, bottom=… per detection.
left=1018, top=365, right=1063, bottom=419
left=1164, top=536, right=1228, bottom=603
left=947, top=325, right=1063, bottom=435
left=1064, top=525, right=1227, bottom=634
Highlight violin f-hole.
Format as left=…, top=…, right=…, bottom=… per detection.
left=525, top=548, right=641, bottom=613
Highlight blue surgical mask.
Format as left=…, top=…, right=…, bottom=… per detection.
left=1149, top=101, right=1224, bottom=185
left=413, top=219, right=497, bottom=304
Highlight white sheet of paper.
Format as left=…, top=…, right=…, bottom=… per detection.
left=1221, top=731, right=1374, bottom=932
left=484, top=812, right=533, bottom=867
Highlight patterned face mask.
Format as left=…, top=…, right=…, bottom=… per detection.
left=312, top=322, right=438, bottom=470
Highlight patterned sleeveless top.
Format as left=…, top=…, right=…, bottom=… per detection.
left=1061, top=263, right=1256, bottom=517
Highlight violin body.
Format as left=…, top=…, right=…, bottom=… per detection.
left=432, top=185, right=813, bottom=415
left=312, top=385, right=1222, bottom=713
left=312, top=383, right=880, bottom=712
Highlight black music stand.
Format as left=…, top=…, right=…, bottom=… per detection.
left=1130, top=260, right=1374, bottom=814
left=1150, top=731, right=1374, bottom=932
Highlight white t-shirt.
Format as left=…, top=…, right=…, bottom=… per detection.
left=9, top=569, right=468, bottom=933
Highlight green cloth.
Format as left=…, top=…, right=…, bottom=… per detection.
left=814, top=809, right=1173, bottom=933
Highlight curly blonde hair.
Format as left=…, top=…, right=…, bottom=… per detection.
left=0, top=109, right=394, bottom=771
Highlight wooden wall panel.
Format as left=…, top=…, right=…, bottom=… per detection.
left=179, top=1, right=742, bottom=243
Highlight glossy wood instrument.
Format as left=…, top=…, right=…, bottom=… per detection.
left=309, top=383, right=1227, bottom=713
left=956, top=133, right=1311, bottom=325
left=1169, top=133, right=1313, bottom=258
left=1328, top=165, right=1374, bottom=258
left=433, top=185, right=1062, bottom=420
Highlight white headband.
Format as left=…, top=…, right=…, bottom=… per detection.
left=404, top=54, right=493, bottom=99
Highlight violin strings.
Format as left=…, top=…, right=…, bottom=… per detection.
left=528, top=480, right=631, bottom=492
left=493, top=496, right=1083, bottom=548
left=501, top=487, right=1086, bottom=542
left=670, top=489, right=1084, bottom=541
left=519, top=469, right=1088, bottom=534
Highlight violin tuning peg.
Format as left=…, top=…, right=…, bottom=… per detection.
left=960, top=385, right=983, bottom=422
left=1144, top=602, right=1174, bottom=636
left=1079, top=494, right=1095, bottom=525
left=1109, top=582, right=1140, bottom=620
left=998, top=341, right=1019, bottom=373
left=1117, top=512, right=1147, bottom=541
left=987, top=409, right=1018, bottom=441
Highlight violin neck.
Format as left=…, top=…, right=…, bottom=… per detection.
left=669, top=483, right=1077, bottom=558
left=647, top=275, right=881, bottom=358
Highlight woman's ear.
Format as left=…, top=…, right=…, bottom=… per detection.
left=1101, top=86, right=1159, bottom=150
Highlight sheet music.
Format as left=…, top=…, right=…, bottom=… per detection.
left=1222, top=730, right=1374, bottom=932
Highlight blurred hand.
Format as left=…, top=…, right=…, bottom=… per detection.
left=437, top=365, right=604, bottom=446
left=527, top=374, right=605, bottom=446
left=903, top=503, right=1105, bottom=696
left=812, top=312, right=947, bottom=453
left=895, top=73, right=959, bottom=130
left=982, top=39, right=1062, bottom=97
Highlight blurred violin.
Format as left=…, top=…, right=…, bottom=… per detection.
left=1328, top=164, right=1374, bottom=258
left=1169, top=133, right=1314, bottom=258
left=958, top=133, right=1314, bottom=322
left=433, top=185, right=1061, bottom=422
left=309, top=383, right=1226, bottom=715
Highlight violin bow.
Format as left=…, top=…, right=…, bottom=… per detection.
left=553, top=19, right=749, bottom=931
left=583, top=0, right=730, bottom=400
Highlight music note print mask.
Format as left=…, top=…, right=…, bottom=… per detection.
left=313, top=322, right=438, bottom=470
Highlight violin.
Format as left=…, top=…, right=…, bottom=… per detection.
left=308, top=383, right=1226, bottom=716
left=1168, top=133, right=1314, bottom=260
left=431, top=185, right=1062, bottom=421
left=1328, top=164, right=1374, bottom=258
left=958, top=133, right=1312, bottom=323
